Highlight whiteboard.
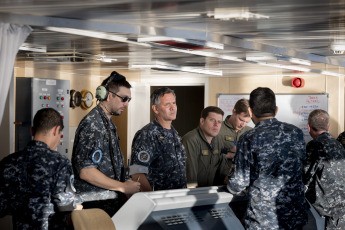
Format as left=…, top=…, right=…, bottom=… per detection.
left=217, top=94, right=329, bottom=143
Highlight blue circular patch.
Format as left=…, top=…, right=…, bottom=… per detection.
left=138, top=151, right=150, bottom=163
left=92, top=149, right=102, bottom=164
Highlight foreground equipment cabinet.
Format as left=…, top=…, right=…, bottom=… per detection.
left=112, top=186, right=244, bottom=230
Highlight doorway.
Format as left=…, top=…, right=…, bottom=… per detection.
left=150, top=86, right=204, bottom=137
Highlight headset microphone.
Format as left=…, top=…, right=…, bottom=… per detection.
left=100, top=101, right=117, bottom=116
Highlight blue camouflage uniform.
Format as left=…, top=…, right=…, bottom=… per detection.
left=336, top=131, right=345, bottom=149
left=227, top=118, right=308, bottom=229
left=0, top=140, right=77, bottom=230
left=304, top=132, right=345, bottom=229
left=72, top=104, right=124, bottom=207
left=129, top=120, right=186, bottom=190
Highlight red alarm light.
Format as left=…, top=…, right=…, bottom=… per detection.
left=292, top=77, right=305, bottom=88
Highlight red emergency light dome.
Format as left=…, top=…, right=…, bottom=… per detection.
left=292, top=77, right=305, bottom=88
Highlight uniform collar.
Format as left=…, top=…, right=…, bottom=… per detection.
left=197, top=126, right=214, bottom=147
left=224, top=115, right=235, bottom=130
left=256, top=117, right=277, bottom=127
left=97, top=104, right=116, bottom=130
left=27, top=140, right=50, bottom=149
left=153, top=119, right=177, bottom=135
left=315, top=131, right=330, bottom=140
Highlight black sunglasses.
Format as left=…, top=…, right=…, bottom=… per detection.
left=109, top=90, right=132, bottom=102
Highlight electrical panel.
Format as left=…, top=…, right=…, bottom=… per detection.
left=15, top=78, right=70, bottom=157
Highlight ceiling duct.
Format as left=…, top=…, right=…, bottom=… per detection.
left=153, top=41, right=210, bottom=50
left=138, top=37, right=224, bottom=50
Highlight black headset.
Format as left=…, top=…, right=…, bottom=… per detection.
left=95, top=71, right=124, bottom=101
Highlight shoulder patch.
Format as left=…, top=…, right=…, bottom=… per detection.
left=138, top=151, right=150, bottom=163
left=92, top=149, right=102, bottom=164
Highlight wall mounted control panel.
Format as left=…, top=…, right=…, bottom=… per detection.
left=15, top=78, right=70, bottom=157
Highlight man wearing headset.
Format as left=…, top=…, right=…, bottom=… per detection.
left=72, top=71, right=140, bottom=217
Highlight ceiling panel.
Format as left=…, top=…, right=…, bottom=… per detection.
left=0, top=0, right=344, bottom=78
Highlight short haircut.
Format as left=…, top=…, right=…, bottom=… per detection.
left=101, top=71, right=132, bottom=94
left=233, top=98, right=250, bottom=116
left=249, top=87, right=276, bottom=118
left=201, top=106, right=224, bottom=119
left=308, top=109, right=329, bottom=131
left=32, top=108, right=64, bottom=136
left=150, top=87, right=176, bottom=106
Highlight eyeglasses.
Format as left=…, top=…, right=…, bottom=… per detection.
left=109, top=90, right=132, bottom=103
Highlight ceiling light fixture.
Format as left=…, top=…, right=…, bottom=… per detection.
left=251, top=61, right=311, bottom=72
left=330, top=40, right=345, bottom=55
left=250, top=60, right=345, bottom=77
left=96, top=57, right=115, bottom=63
left=44, top=27, right=150, bottom=47
left=277, top=56, right=311, bottom=66
left=320, top=70, right=345, bottom=77
left=209, top=7, right=270, bottom=21
left=19, top=43, right=47, bottom=53
left=149, top=42, right=243, bottom=62
left=245, top=53, right=275, bottom=61
left=130, top=62, right=222, bottom=76
left=94, top=53, right=117, bottom=63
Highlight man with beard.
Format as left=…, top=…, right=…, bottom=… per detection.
left=72, top=71, right=140, bottom=217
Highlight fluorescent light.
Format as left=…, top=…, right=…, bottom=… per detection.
left=277, top=56, right=311, bottom=66
left=45, top=27, right=127, bottom=42
left=246, top=53, right=275, bottom=61
left=320, top=70, right=345, bottom=77
left=44, top=27, right=151, bottom=48
left=330, top=41, right=345, bottom=55
left=19, top=43, right=47, bottom=53
left=95, top=56, right=117, bottom=63
left=253, top=61, right=311, bottom=72
left=149, top=42, right=243, bottom=62
left=96, top=57, right=115, bottom=63
left=130, top=62, right=222, bottom=76
left=250, top=60, right=345, bottom=77
left=210, top=8, right=270, bottom=20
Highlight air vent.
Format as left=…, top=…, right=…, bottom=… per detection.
left=209, top=208, right=232, bottom=219
left=160, top=213, right=203, bottom=226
